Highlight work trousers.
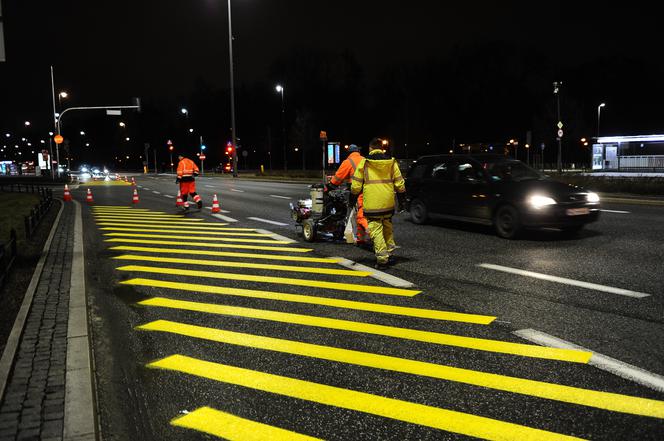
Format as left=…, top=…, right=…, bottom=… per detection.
left=367, top=216, right=396, bottom=264
left=356, top=194, right=369, bottom=242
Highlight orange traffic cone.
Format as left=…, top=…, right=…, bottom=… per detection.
left=63, top=184, right=72, bottom=202
left=176, top=190, right=184, bottom=207
left=132, top=188, right=139, bottom=204
left=211, top=194, right=221, bottom=213
left=86, top=188, right=94, bottom=204
left=124, top=176, right=128, bottom=183
left=131, top=177, right=136, bottom=186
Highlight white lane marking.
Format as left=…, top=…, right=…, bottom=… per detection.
left=514, top=329, right=664, bottom=393
left=152, top=191, right=161, bottom=195
left=334, top=257, right=415, bottom=288
left=601, top=209, right=631, bottom=214
left=212, top=213, right=238, bottom=223
left=254, top=228, right=296, bottom=244
left=270, top=194, right=291, bottom=200
left=247, top=217, right=288, bottom=226
left=164, top=195, right=175, bottom=199
left=478, top=263, right=650, bottom=299
left=137, top=185, right=143, bottom=188
left=143, top=187, right=151, bottom=191
left=205, top=185, right=215, bottom=188
left=231, top=189, right=244, bottom=193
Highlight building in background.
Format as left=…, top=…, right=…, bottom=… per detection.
left=592, top=135, right=664, bottom=171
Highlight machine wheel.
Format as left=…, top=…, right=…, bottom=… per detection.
left=302, top=219, right=317, bottom=242
left=494, top=204, right=521, bottom=239
left=410, top=199, right=429, bottom=224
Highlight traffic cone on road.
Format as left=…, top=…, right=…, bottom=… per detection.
left=211, top=194, right=221, bottom=213
left=86, top=188, right=94, bottom=204
left=131, top=177, right=136, bottom=186
left=132, top=188, right=139, bottom=204
left=124, top=175, right=128, bottom=183
left=63, top=185, right=72, bottom=202
left=176, top=190, right=184, bottom=207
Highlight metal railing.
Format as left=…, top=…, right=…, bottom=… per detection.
left=618, top=155, right=664, bottom=171
left=0, top=229, right=18, bottom=289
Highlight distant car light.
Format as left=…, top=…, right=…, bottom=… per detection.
left=587, top=192, right=600, bottom=203
left=529, top=195, right=556, bottom=209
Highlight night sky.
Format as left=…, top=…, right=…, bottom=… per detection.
left=1, top=1, right=663, bottom=167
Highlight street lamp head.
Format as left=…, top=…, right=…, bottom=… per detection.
left=189, top=128, right=194, bottom=133
left=119, top=122, right=126, bottom=127
left=24, top=121, right=31, bottom=127
left=80, top=131, right=85, bottom=136
left=180, top=108, right=188, bottom=115
left=59, top=91, right=68, bottom=99
left=48, top=132, right=54, bottom=136
left=275, top=85, right=283, bottom=93
left=599, top=103, right=606, bottom=108
left=126, top=137, right=130, bottom=141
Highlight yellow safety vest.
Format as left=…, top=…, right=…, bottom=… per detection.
left=351, top=150, right=405, bottom=217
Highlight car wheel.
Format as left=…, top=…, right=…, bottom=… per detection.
left=302, top=219, right=317, bottom=242
left=494, top=204, right=521, bottom=239
left=410, top=199, right=428, bottom=224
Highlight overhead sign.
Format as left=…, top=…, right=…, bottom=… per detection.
left=106, top=109, right=122, bottom=116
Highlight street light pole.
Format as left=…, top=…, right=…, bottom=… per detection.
left=227, top=0, right=238, bottom=177
left=597, top=103, right=606, bottom=138
left=50, top=66, right=60, bottom=177
left=276, top=85, right=287, bottom=171
left=553, top=81, right=563, bottom=172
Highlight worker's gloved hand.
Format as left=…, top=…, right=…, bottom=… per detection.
left=327, top=182, right=338, bottom=191
left=349, top=193, right=359, bottom=208
left=396, top=192, right=407, bottom=213
left=193, top=172, right=199, bottom=177
left=175, top=178, right=180, bottom=184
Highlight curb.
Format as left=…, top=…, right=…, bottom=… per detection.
left=0, top=200, right=64, bottom=400
left=64, top=200, right=97, bottom=441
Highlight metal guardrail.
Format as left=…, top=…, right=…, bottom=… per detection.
left=618, top=155, right=664, bottom=171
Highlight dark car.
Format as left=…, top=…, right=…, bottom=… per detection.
left=405, top=154, right=600, bottom=238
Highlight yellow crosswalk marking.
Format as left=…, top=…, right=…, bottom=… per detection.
left=99, top=222, right=250, bottom=230
left=92, top=208, right=157, bottom=212
left=94, top=213, right=185, bottom=218
left=171, top=406, right=322, bottom=441
left=150, top=355, right=583, bottom=441
left=95, top=215, right=203, bottom=222
left=118, top=265, right=420, bottom=296
left=114, top=255, right=370, bottom=277
left=101, top=227, right=269, bottom=237
left=123, top=279, right=494, bottom=324
left=105, top=233, right=290, bottom=244
left=93, top=205, right=142, bottom=208
left=138, top=297, right=587, bottom=362
left=142, top=320, right=664, bottom=419
left=111, top=247, right=337, bottom=263
left=105, top=238, right=311, bottom=252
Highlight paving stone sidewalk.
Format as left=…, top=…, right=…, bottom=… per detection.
left=0, top=203, right=74, bottom=441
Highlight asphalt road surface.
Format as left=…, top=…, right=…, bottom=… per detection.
left=72, top=175, right=664, bottom=440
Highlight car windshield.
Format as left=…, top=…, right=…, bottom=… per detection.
left=486, top=161, right=543, bottom=182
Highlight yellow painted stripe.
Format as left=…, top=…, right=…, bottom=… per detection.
left=92, top=208, right=158, bottom=212
left=113, top=254, right=370, bottom=277
left=105, top=238, right=311, bottom=252
left=150, top=355, right=583, bottom=441
left=118, top=265, right=420, bottom=297
left=138, top=297, right=587, bottom=362
left=95, top=215, right=203, bottom=221
left=124, top=278, right=493, bottom=324
left=143, top=320, right=664, bottom=419
left=93, top=205, right=145, bottom=208
left=101, top=227, right=269, bottom=237
left=98, top=222, right=253, bottom=230
left=110, top=247, right=337, bottom=263
left=93, top=213, right=184, bottom=218
left=104, top=233, right=290, bottom=244
left=171, top=407, right=321, bottom=441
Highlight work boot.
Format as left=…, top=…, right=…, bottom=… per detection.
left=387, top=244, right=401, bottom=254
left=197, top=200, right=203, bottom=209
left=375, top=259, right=389, bottom=270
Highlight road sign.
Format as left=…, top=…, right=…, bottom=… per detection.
left=319, top=130, right=327, bottom=141
left=557, top=121, right=563, bottom=129
left=106, top=109, right=122, bottom=116
left=557, top=129, right=564, bottom=138
left=199, top=154, right=206, bottom=160
left=167, top=140, right=173, bottom=145
left=54, top=134, right=63, bottom=144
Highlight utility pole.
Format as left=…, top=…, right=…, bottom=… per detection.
left=50, top=66, right=60, bottom=177
left=227, top=0, right=238, bottom=177
left=553, top=81, right=563, bottom=172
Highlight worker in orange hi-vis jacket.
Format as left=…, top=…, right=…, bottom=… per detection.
left=328, top=144, right=369, bottom=244
left=176, top=154, right=202, bottom=211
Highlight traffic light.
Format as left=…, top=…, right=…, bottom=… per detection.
left=225, top=142, right=234, bottom=155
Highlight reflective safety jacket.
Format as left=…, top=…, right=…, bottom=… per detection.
left=330, top=152, right=364, bottom=186
left=177, top=157, right=199, bottom=182
left=351, top=149, right=406, bottom=217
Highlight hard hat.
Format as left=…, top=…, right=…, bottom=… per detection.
left=348, top=144, right=361, bottom=152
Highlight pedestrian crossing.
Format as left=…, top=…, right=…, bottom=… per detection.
left=90, top=205, right=664, bottom=440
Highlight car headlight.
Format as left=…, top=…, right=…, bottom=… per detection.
left=529, top=195, right=557, bottom=209
left=587, top=192, right=600, bottom=203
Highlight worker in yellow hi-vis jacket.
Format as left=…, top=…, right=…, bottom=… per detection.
left=350, top=138, right=406, bottom=269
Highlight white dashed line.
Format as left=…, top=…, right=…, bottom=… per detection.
left=205, top=185, right=215, bottom=188
left=231, top=189, right=244, bottom=192
left=254, top=228, right=296, bottom=244
left=204, top=207, right=230, bottom=213
left=164, top=195, right=175, bottom=199
left=514, top=329, right=664, bottom=393
left=152, top=191, right=161, bottom=195
left=601, top=209, right=631, bottom=214
left=478, top=263, right=650, bottom=298
left=270, top=194, right=291, bottom=199
left=247, top=217, right=288, bottom=226
left=334, top=257, right=415, bottom=288
left=143, top=187, right=151, bottom=191
left=212, top=214, right=238, bottom=223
